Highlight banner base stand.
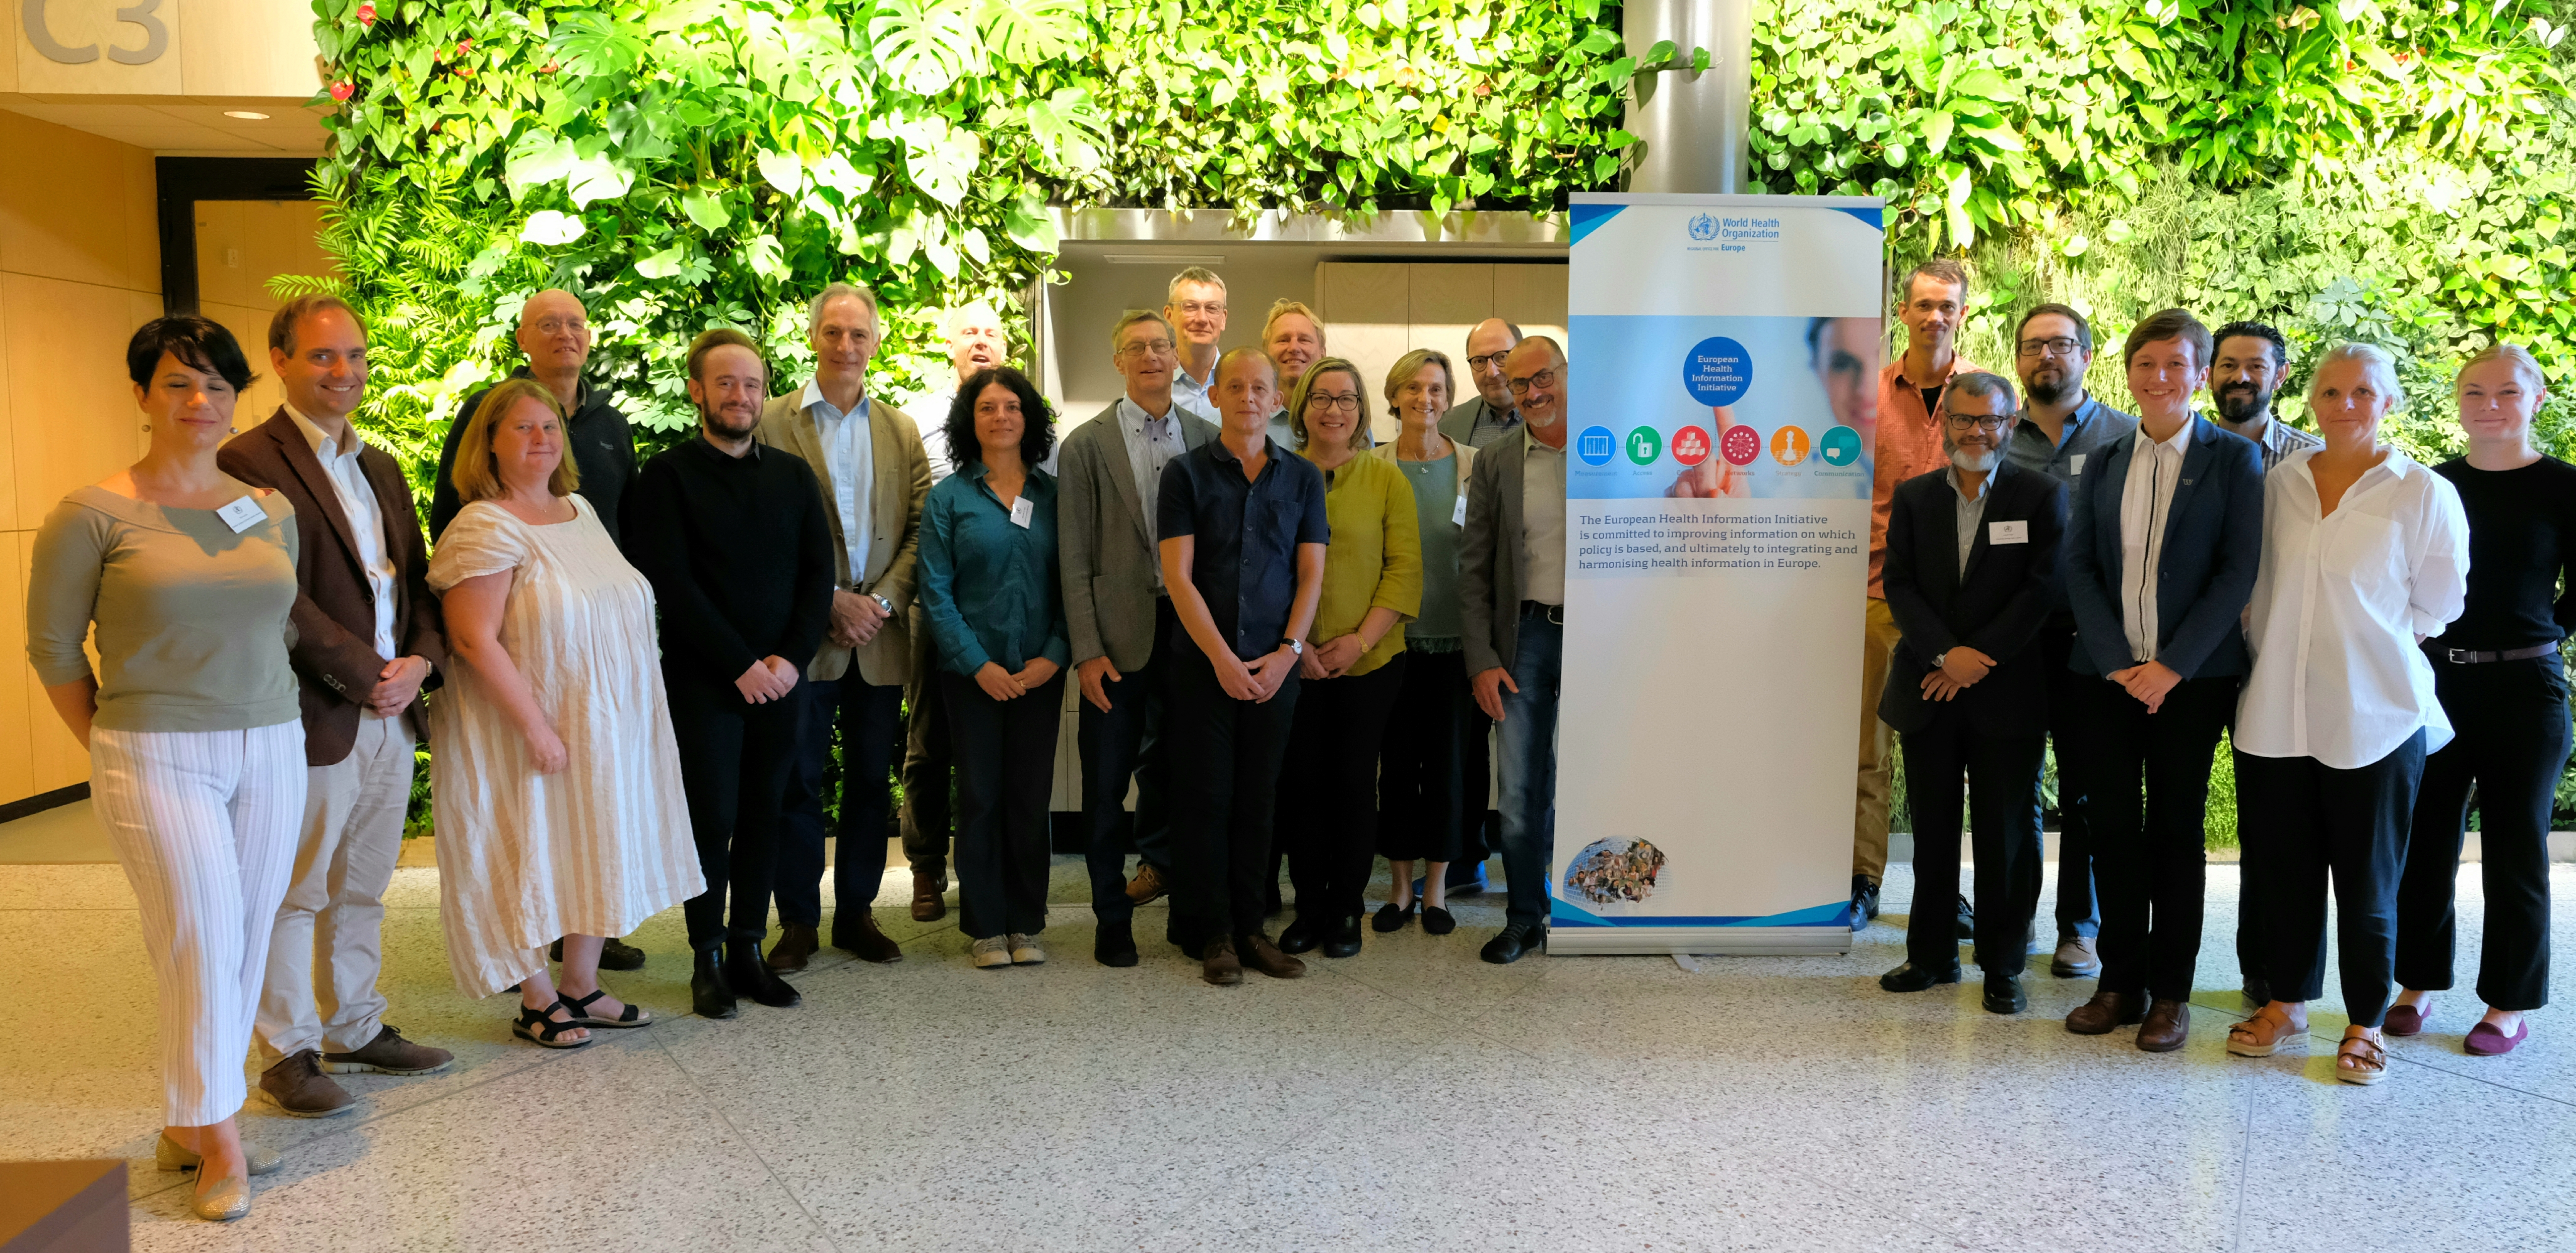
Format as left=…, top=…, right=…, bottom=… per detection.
left=1547, top=926, right=1852, bottom=956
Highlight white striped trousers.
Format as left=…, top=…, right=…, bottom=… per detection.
left=90, top=722, right=306, bottom=1126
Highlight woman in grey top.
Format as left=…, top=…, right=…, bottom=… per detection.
left=26, top=317, right=304, bottom=1222
left=1373, top=348, right=1478, bottom=936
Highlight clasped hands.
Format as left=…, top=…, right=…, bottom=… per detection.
left=974, top=657, right=1062, bottom=701
left=2105, top=659, right=2183, bottom=714
left=367, top=655, right=432, bottom=717
left=1919, top=646, right=1995, bottom=702
left=829, top=588, right=888, bottom=648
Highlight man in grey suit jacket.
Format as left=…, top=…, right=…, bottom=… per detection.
left=1440, top=317, right=1524, bottom=450
left=1060, top=310, right=1220, bottom=966
left=754, top=282, right=932, bottom=972
left=1460, top=335, right=1571, bottom=966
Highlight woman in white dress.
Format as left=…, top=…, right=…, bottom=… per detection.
left=427, top=377, right=703, bottom=1047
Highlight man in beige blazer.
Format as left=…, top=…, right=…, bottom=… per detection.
left=756, top=282, right=932, bottom=971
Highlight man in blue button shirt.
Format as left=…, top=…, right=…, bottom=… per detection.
left=2004, top=303, right=2138, bottom=981
left=1157, top=347, right=1329, bottom=986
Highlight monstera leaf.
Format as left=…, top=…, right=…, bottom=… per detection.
left=976, top=0, right=1087, bottom=63
left=869, top=0, right=980, bottom=96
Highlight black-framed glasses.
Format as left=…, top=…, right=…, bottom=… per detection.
left=1945, top=413, right=2013, bottom=432
left=2017, top=336, right=2083, bottom=359
left=1507, top=368, right=1558, bottom=394
left=1304, top=393, right=1362, bottom=413
left=1466, top=351, right=1512, bottom=372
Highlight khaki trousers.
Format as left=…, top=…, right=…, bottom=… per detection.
left=1853, top=596, right=1901, bottom=881
left=258, top=711, right=414, bottom=1059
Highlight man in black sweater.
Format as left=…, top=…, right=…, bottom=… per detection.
left=429, top=288, right=639, bottom=544
left=623, top=328, right=835, bottom=1020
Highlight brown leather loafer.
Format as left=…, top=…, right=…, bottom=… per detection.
left=320, top=1024, right=452, bottom=1075
left=259, top=1049, right=354, bottom=1117
left=2065, top=990, right=2146, bottom=1036
left=1126, top=863, right=1169, bottom=906
left=832, top=910, right=905, bottom=963
left=1238, top=932, right=1307, bottom=980
left=768, top=923, right=819, bottom=972
left=910, top=871, right=947, bottom=922
left=1201, top=934, right=1243, bottom=986
left=2137, top=998, right=2191, bottom=1053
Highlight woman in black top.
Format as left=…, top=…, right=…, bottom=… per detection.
left=2390, top=344, right=2570, bottom=1056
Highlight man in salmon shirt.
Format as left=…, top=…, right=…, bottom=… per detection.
left=1853, top=258, right=1982, bottom=933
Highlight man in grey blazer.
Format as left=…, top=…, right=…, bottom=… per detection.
left=1441, top=317, right=1524, bottom=451
left=1460, top=335, right=1571, bottom=965
left=755, top=282, right=932, bottom=972
left=1060, top=310, right=1220, bottom=966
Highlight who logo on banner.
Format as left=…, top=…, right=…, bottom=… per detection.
left=1689, top=213, right=1719, bottom=241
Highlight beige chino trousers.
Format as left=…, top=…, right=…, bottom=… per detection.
left=257, top=711, right=415, bottom=1059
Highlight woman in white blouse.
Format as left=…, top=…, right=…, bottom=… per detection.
left=2225, top=343, right=2468, bottom=1084
left=428, top=379, right=704, bottom=1047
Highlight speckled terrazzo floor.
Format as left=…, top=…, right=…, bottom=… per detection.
left=4, top=822, right=2573, bottom=1252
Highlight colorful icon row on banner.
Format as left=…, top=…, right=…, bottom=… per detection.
left=1576, top=423, right=1863, bottom=469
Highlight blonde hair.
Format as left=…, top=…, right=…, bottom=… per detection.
left=1384, top=349, right=1456, bottom=408
left=2459, top=342, right=2546, bottom=393
left=1261, top=298, right=1324, bottom=349
left=452, top=378, right=580, bottom=505
left=2308, top=341, right=2404, bottom=408
left=1110, top=309, right=1174, bottom=352
left=1287, top=357, right=1372, bottom=452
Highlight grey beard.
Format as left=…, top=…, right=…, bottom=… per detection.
left=1950, top=446, right=1999, bottom=474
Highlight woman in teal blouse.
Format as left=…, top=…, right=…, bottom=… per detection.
left=919, top=366, right=1071, bottom=970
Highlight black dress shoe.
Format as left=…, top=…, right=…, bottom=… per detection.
left=1094, top=919, right=1139, bottom=968
left=723, top=939, right=800, bottom=1009
left=1321, top=914, right=1363, bottom=958
left=1850, top=874, right=1882, bottom=931
left=1955, top=894, right=1976, bottom=940
left=1983, top=972, right=2027, bottom=1014
left=1879, top=961, right=1961, bottom=992
left=1276, top=915, right=1323, bottom=954
left=1480, top=922, right=1544, bottom=965
left=1421, top=906, right=1456, bottom=936
left=1372, top=901, right=1416, bottom=933
left=690, top=948, right=736, bottom=1020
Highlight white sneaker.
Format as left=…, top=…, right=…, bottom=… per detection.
left=971, top=935, right=1013, bottom=969
left=1008, top=933, right=1045, bottom=965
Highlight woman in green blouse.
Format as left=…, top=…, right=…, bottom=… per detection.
left=1274, top=358, right=1423, bottom=958
left=26, top=317, right=303, bottom=1222
left=918, top=366, right=1069, bottom=970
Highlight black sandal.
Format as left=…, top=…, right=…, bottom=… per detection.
left=560, top=988, right=652, bottom=1029
left=511, top=998, right=594, bottom=1049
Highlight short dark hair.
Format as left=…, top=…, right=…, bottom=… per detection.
left=2017, top=303, right=2092, bottom=353
left=1899, top=258, right=1970, bottom=307
left=686, top=327, right=763, bottom=382
left=944, top=366, right=1057, bottom=472
left=1940, top=371, right=2019, bottom=414
left=268, top=293, right=365, bottom=356
left=128, top=315, right=254, bottom=392
left=2210, top=320, right=2288, bottom=368
left=2120, top=308, right=2213, bottom=370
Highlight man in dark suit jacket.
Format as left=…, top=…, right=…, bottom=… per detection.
left=1439, top=317, right=1523, bottom=451
left=221, top=295, right=453, bottom=1118
left=2060, top=309, right=2265, bottom=1052
left=1876, top=371, right=2066, bottom=1015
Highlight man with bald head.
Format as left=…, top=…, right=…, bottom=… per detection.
left=430, top=288, right=639, bottom=544
left=906, top=302, right=1010, bottom=487
left=1441, top=318, right=1524, bottom=450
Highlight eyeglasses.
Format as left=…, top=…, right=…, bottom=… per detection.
left=1172, top=301, right=1227, bottom=316
left=1118, top=338, right=1176, bottom=357
left=1304, top=393, right=1362, bottom=413
left=1945, top=413, right=2013, bottom=432
left=2017, top=336, right=2082, bottom=359
left=1506, top=368, right=1558, bottom=394
left=1466, top=352, right=1513, bottom=373
left=533, top=317, right=589, bottom=336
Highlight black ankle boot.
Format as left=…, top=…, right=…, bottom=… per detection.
left=724, top=938, right=801, bottom=1008
left=690, top=948, right=736, bottom=1020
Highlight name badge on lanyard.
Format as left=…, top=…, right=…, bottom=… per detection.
left=215, top=495, right=267, bottom=534
left=1451, top=492, right=1468, bottom=528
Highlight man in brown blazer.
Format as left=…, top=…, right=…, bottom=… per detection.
left=219, top=295, right=454, bottom=1117
left=755, top=282, right=932, bottom=971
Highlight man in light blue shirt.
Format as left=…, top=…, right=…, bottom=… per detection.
left=1164, top=266, right=1228, bottom=417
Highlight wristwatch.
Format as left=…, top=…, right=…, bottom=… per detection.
left=870, top=593, right=894, bottom=616
left=1280, top=638, right=1304, bottom=656
left=1931, top=650, right=1949, bottom=670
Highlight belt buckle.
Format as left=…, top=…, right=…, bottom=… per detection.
left=2443, top=648, right=2472, bottom=664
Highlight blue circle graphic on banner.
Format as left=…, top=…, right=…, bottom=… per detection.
left=1575, top=425, right=1616, bottom=466
left=1819, top=424, right=1862, bottom=466
left=1682, top=337, right=1753, bottom=407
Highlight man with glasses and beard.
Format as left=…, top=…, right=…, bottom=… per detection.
left=1874, top=372, right=2067, bottom=1015
left=2003, top=304, right=2137, bottom=983
left=623, top=329, right=836, bottom=1020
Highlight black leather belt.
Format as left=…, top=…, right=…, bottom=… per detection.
left=2437, top=643, right=2560, bottom=664
left=1520, top=600, right=1564, bottom=625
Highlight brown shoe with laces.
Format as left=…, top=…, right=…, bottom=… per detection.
left=832, top=909, right=905, bottom=963
left=1126, top=863, right=1169, bottom=906
left=2065, top=990, right=2146, bottom=1036
left=1238, top=932, right=1307, bottom=980
left=2136, top=999, right=2191, bottom=1053
left=768, top=923, right=819, bottom=972
left=910, top=871, right=947, bottom=922
left=320, top=1023, right=452, bottom=1075
left=1201, top=934, right=1243, bottom=986
left=259, top=1049, right=353, bottom=1117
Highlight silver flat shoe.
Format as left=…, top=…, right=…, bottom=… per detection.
left=158, top=1132, right=281, bottom=1176
left=189, top=1172, right=251, bottom=1222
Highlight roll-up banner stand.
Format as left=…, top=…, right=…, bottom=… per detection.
left=1553, top=194, right=1884, bottom=956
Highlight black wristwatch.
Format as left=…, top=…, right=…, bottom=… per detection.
left=1280, top=638, right=1304, bottom=656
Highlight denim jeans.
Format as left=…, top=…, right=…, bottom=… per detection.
left=1496, top=611, right=1563, bottom=929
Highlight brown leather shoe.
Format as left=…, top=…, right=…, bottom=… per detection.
left=259, top=1049, right=354, bottom=1118
left=1201, top=934, right=1243, bottom=986
left=1126, top=863, right=1169, bottom=906
left=2065, top=990, right=2146, bottom=1036
left=320, top=1024, right=452, bottom=1076
left=1237, top=932, right=1307, bottom=980
left=832, top=909, right=905, bottom=963
left=2137, top=998, right=2191, bottom=1053
left=768, top=923, right=819, bottom=972
left=910, top=871, right=947, bottom=922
